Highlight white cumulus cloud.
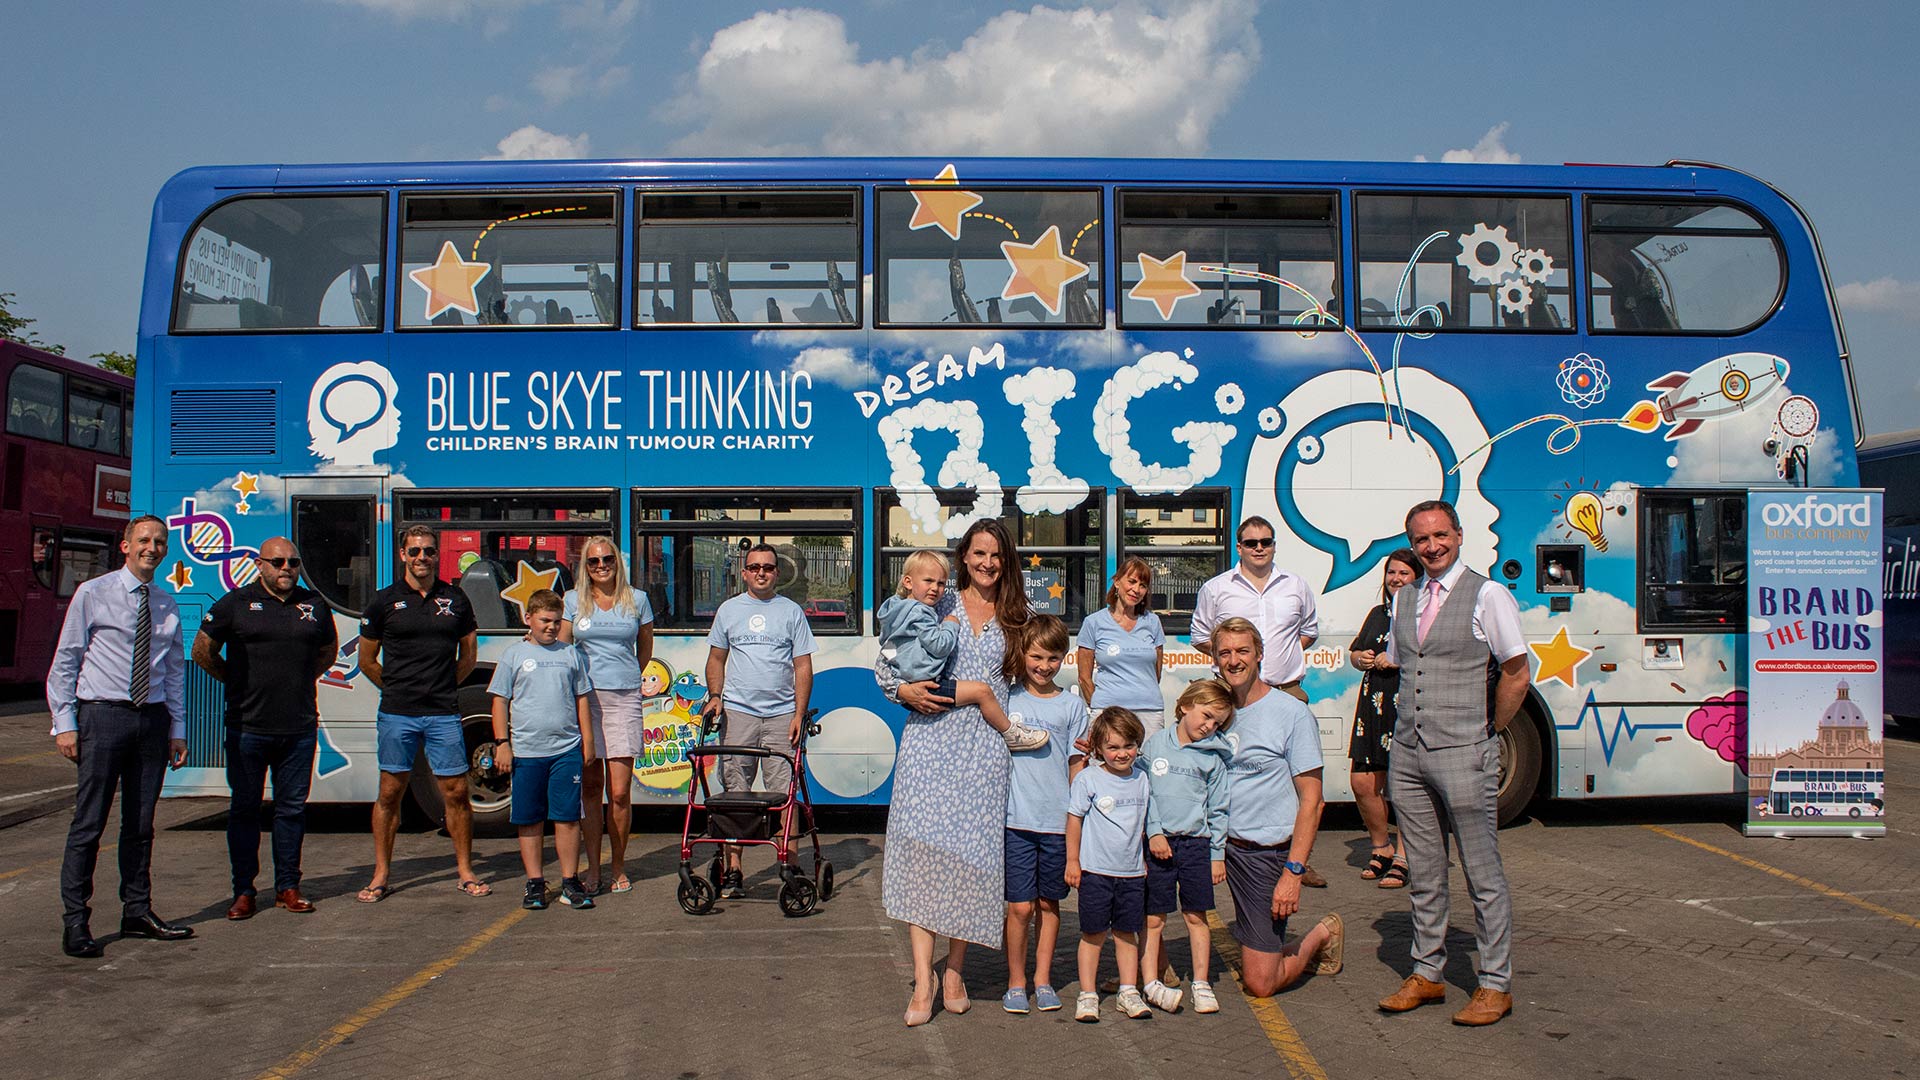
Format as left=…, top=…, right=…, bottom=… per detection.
left=1417, top=122, right=1522, bottom=165
left=488, top=125, right=591, bottom=159
left=665, top=1, right=1261, bottom=156
left=787, top=345, right=873, bottom=390
left=1836, top=277, right=1920, bottom=319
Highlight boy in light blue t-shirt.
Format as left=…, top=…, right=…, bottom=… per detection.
left=488, top=590, right=594, bottom=912
left=1066, top=707, right=1153, bottom=1023
left=1139, top=678, right=1236, bottom=1015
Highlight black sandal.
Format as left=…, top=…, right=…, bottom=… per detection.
left=1378, top=859, right=1409, bottom=889
left=1361, top=852, right=1395, bottom=880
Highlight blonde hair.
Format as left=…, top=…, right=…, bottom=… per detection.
left=896, top=549, right=951, bottom=597
left=574, top=537, right=638, bottom=617
left=1089, top=706, right=1145, bottom=757
left=1209, top=616, right=1264, bottom=656
left=1175, top=678, right=1236, bottom=733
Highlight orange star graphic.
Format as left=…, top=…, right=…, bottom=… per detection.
left=232, top=472, right=260, bottom=500
left=166, top=563, right=193, bottom=591
left=1047, top=582, right=1065, bottom=600
left=499, top=560, right=562, bottom=619
left=906, top=164, right=984, bottom=241
left=408, top=240, right=491, bottom=321
left=1528, top=627, right=1594, bottom=689
left=999, top=225, right=1090, bottom=317
left=1130, top=251, right=1203, bottom=320
left=1027, top=554, right=1043, bottom=568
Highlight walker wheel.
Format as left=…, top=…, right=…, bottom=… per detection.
left=678, top=876, right=717, bottom=916
left=815, top=860, right=835, bottom=902
left=778, top=876, right=818, bottom=917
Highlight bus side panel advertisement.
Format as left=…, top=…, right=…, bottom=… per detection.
left=1745, top=489, right=1886, bottom=837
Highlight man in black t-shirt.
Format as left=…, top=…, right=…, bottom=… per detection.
left=194, top=536, right=338, bottom=920
left=355, top=524, right=481, bottom=901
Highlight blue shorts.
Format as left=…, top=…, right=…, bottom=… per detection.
left=1224, top=843, right=1290, bottom=953
left=377, top=711, right=467, bottom=777
left=1004, top=827, right=1068, bottom=904
left=1076, top=871, right=1145, bottom=935
left=1146, top=834, right=1215, bottom=914
left=510, top=749, right=584, bottom=826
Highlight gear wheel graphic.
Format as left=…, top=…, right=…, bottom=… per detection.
left=1497, top=277, right=1533, bottom=313
left=1515, top=247, right=1555, bottom=282
left=1456, top=223, right=1521, bottom=285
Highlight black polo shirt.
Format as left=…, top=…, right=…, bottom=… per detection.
left=201, top=582, right=337, bottom=735
left=361, top=579, right=477, bottom=717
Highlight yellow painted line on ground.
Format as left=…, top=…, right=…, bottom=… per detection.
left=257, top=906, right=529, bottom=1079
left=0, top=749, right=61, bottom=765
left=1206, top=911, right=1328, bottom=1080
left=1645, top=824, right=1920, bottom=930
left=0, top=844, right=110, bottom=884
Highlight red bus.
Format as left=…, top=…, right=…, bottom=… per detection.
left=0, top=340, right=133, bottom=683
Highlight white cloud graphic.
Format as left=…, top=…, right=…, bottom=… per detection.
left=877, top=399, right=1001, bottom=537
left=1004, top=367, right=1088, bottom=514
left=1094, top=352, right=1237, bottom=495
left=788, top=345, right=873, bottom=390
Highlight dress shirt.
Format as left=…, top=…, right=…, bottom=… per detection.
left=1190, top=565, right=1320, bottom=685
left=1381, top=559, right=1527, bottom=668
left=47, top=567, right=187, bottom=738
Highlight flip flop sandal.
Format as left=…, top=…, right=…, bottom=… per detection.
left=609, top=876, right=633, bottom=894
left=1378, top=860, right=1409, bottom=889
left=1361, top=852, right=1395, bottom=880
left=455, top=879, right=493, bottom=897
left=355, top=884, right=393, bottom=904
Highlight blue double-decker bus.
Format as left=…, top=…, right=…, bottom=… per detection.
left=1860, top=429, right=1919, bottom=724
left=138, top=156, right=1859, bottom=828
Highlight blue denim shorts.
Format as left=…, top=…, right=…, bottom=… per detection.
left=376, top=712, right=467, bottom=777
left=510, top=749, right=584, bottom=826
left=1004, top=827, right=1069, bottom=903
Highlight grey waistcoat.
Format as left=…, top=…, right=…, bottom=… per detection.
left=1393, top=566, right=1497, bottom=750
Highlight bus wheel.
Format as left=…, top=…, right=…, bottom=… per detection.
left=407, top=686, right=515, bottom=836
left=1791, top=806, right=1804, bottom=817
left=1849, top=807, right=1862, bottom=819
left=1495, top=716, right=1542, bottom=828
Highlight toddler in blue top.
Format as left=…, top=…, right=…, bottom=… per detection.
left=1139, top=679, right=1236, bottom=1015
left=877, top=549, right=1047, bottom=751
left=996, top=616, right=1087, bottom=1016
left=1066, top=706, right=1153, bottom=1022
left=487, top=589, right=595, bottom=912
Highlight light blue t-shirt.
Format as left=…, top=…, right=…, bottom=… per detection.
left=1005, top=688, right=1091, bottom=833
left=707, top=592, right=817, bottom=717
left=876, top=595, right=957, bottom=683
left=1078, top=608, right=1166, bottom=711
left=563, top=589, right=654, bottom=691
left=1141, top=726, right=1233, bottom=858
left=1224, top=689, right=1324, bottom=847
left=1068, top=763, right=1150, bottom=878
left=487, top=639, right=591, bottom=758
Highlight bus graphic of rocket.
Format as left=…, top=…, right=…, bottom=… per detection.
left=1622, top=352, right=1789, bottom=440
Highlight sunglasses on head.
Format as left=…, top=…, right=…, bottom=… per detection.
left=405, top=546, right=437, bottom=558
left=744, top=562, right=778, bottom=573
left=260, top=557, right=303, bottom=569
left=1239, top=537, right=1275, bottom=550
left=585, top=555, right=618, bottom=568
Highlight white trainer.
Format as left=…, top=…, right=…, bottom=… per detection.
left=1003, top=722, right=1050, bottom=752
left=1143, top=980, right=1183, bottom=1013
left=1191, top=980, right=1220, bottom=1014
left=1116, top=987, right=1152, bottom=1019
left=1075, top=991, right=1101, bottom=1023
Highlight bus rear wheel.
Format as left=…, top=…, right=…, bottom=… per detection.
left=407, top=685, right=515, bottom=836
left=1495, top=715, right=1543, bottom=828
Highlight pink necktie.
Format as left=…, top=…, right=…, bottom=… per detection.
left=1416, top=578, right=1443, bottom=644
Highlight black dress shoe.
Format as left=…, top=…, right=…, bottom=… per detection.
left=63, top=925, right=104, bottom=958
left=119, top=912, right=194, bottom=941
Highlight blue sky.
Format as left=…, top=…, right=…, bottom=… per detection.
left=5, top=0, right=1916, bottom=435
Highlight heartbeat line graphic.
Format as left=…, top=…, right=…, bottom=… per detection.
left=1556, top=691, right=1685, bottom=766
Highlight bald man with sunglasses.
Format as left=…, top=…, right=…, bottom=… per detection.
left=194, top=537, right=338, bottom=919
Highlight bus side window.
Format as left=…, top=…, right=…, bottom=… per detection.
left=1588, top=200, right=1784, bottom=334
left=30, top=529, right=57, bottom=590
left=636, top=191, right=860, bottom=328
left=1638, top=490, right=1746, bottom=633
left=173, top=195, right=385, bottom=333
left=293, top=495, right=376, bottom=615
left=400, top=192, right=618, bottom=329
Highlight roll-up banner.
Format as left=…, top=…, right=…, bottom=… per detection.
left=1745, top=489, right=1885, bottom=838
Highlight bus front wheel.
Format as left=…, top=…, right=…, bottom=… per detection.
left=407, top=685, right=515, bottom=836
left=1495, top=715, right=1543, bottom=828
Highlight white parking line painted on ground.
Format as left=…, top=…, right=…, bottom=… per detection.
left=0, top=784, right=75, bottom=804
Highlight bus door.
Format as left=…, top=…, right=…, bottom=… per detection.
left=288, top=481, right=379, bottom=802
left=21, top=511, right=63, bottom=665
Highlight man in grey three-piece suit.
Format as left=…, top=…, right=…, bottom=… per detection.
left=1375, top=500, right=1529, bottom=1027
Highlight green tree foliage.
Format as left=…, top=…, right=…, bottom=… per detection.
left=0, top=291, right=66, bottom=354
left=92, top=351, right=136, bottom=377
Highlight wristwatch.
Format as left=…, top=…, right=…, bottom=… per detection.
left=1282, top=860, right=1306, bottom=877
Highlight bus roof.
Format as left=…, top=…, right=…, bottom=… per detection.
left=1859, top=428, right=1920, bottom=458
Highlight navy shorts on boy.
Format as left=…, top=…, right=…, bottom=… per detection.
left=1146, top=834, right=1215, bottom=914
left=1077, top=871, right=1146, bottom=935
left=1224, top=843, right=1292, bottom=953
left=1067, top=763, right=1149, bottom=877
left=487, top=640, right=591, bottom=757
left=1004, top=827, right=1068, bottom=903
left=509, top=750, right=584, bottom=826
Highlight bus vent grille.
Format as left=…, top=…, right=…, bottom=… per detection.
left=170, top=388, right=277, bottom=457
left=182, top=659, right=226, bottom=769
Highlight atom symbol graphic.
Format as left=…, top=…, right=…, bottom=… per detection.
left=1556, top=352, right=1610, bottom=410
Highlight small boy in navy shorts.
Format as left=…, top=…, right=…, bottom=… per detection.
left=1066, top=707, right=1152, bottom=1022
left=488, top=589, right=596, bottom=911
left=1140, top=679, right=1236, bottom=1014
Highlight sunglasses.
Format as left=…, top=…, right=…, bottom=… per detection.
left=260, top=557, right=303, bottom=569
left=1239, top=537, right=1275, bottom=550
left=405, top=546, right=438, bottom=558
left=744, top=563, right=778, bottom=573
left=585, top=555, right=619, bottom=568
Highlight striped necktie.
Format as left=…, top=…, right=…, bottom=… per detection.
left=131, top=584, right=151, bottom=706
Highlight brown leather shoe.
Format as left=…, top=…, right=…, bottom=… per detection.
left=1451, top=987, right=1513, bottom=1026
left=226, top=894, right=257, bottom=921
left=276, top=889, right=316, bottom=914
left=1378, top=974, right=1447, bottom=1013
left=1301, top=863, right=1328, bottom=888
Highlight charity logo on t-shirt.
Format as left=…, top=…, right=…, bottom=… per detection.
left=1151, top=757, right=1169, bottom=776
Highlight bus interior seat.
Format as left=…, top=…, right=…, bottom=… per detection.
left=237, top=298, right=289, bottom=328
left=476, top=270, right=507, bottom=325
left=1065, top=279, right=1098, bottom=324
left=349, top=265, right=380, bottom=327
left=765, top=298, right=783, bottom=323
left=650, top=291, right=680, bottom=324
left=707, top=260, right=739, bottom=322
left=545, top=299, right=574, bottom=325
left=458, top=559, right=512, bottom=627
left=948, top=255, right=982, bottom=322
left=826, top=261, right=854, bottom=323
left=588, top=264, right=617, bottom=325
left=985, top=297, right=1001, bottom=322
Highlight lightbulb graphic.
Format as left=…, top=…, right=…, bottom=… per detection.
left=1564, top=491, right=1607, bottom=551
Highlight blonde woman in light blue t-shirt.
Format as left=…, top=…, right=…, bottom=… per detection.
left=560, top=537, right=654, bottom=895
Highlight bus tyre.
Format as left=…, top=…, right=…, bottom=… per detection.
left=1495, top=715, right=1543, bottom=828
left=407, top=685, right=515, bottom=836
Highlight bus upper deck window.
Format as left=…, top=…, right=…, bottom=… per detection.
left=1117, top=190, right=1340, bottom=329
left=876, top=187, right=1103, bottom=327
left=400, top=192, right=619, bottom=329
left=1356, top=192, right=1573, bottom=332
left=173, top=195, right=385, bottom=332
left=1588, top=200, right=1784, bottom=334
left=636, top=191, right=860, bottom=328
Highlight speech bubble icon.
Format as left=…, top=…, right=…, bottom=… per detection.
left=318, top=373, right=388, bottom=441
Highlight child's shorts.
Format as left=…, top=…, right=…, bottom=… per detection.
left=1223, top=842, right=1291, bottom=953
left=1146, top=834, right=1215, bottom=914
left=510, top=748, right=584, bottom=826
left=1076, top=871, right=1145, bottom=935
left=1004, top=827, right=1069, bottom=903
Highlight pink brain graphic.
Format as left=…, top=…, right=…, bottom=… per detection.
left=1686, top=691, right=1748, bottom=773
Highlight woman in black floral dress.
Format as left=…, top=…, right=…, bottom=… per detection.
left=1348, top=548, right=1419, bottom=888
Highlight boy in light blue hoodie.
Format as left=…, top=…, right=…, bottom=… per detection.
left=1138, top=679, right=1235, bottom=1015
